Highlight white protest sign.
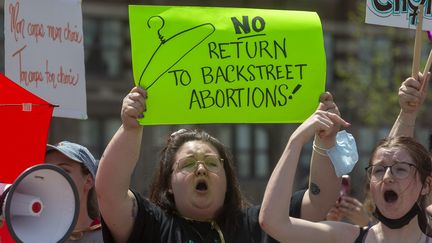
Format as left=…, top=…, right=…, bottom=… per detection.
left=4, top=0, right=87, bottom=119
left=365, top=0, right=432, bottom=30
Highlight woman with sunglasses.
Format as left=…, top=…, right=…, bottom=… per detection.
left=259, top=74, right=432, bottom=242
left=95, top=86, right=345, bottom=243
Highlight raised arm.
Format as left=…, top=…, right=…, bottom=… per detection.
left=96, top=86, right=147, bottom=243
left=300, top=92, right=344, bottom=221
left=389, top=72, right=429, bottom=137
left=259, top=103, right=352, bottom=242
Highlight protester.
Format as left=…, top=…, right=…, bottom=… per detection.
left=45, top=141, right=102, bottom=242
left=261, top=132, right=432, bottom=242
left=260, top=74, right=432, bottom=242
left=95, top=86, right=345, bottom=243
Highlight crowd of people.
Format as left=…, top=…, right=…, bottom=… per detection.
left=95, top=88, right=343, bottom=242
left=37, top=70, right=432, bottom=242
left=2, top=67, right=430, bottom=242
left=97, top=70, right=430, bottom=242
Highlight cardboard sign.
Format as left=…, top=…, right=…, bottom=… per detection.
left=4, top=0, right=87, bottom=119
left=365, top=0, right=432, bottom=30
left=129, top=6, right=326, bottom=125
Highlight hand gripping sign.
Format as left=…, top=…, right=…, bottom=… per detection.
left=366, top=1, right=432, bottom=96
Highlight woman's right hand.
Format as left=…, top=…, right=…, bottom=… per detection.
left=121, top=86, right=147, bottom=129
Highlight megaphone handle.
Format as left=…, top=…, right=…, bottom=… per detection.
left=0, top=186, right=11, bottom=217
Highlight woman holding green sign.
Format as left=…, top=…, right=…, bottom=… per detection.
left=96, top=85, right=347, bottom=242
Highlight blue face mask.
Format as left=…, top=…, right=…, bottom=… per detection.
left=326, top=130, right=359, bottom=177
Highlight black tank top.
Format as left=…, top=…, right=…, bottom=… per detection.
left=354, top=226, right=369, bottom=243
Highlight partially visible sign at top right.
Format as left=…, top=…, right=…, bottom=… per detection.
left=366, top=0, right=432, bottom=30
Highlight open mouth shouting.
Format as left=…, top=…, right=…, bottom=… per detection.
left=195, top=179, right=208, bottom=192
left=383, top=190, right=398, bottom=203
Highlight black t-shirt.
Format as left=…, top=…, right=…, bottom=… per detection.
left=102, top=189, right=305, bottom=243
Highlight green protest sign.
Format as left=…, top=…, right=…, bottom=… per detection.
left=129, top=5, right=326, bottom=125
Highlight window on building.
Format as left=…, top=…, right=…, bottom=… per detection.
left=233, top=125, right=270, bottom=179
left=84, top=17, right=129, bottom=79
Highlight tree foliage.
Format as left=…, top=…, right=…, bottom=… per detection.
left=332, top=1, right=432, bottom=127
